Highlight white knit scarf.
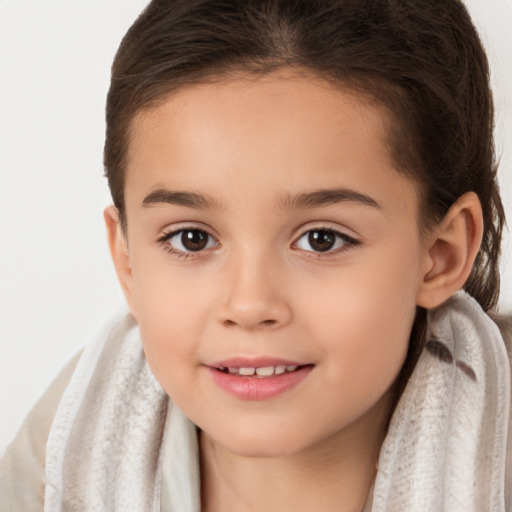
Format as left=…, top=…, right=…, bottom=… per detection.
left=44, top=292, right=511, bottom=512
left=372, top=292, right=511, bottom=511
left=44, top=314, right=169, bottom=511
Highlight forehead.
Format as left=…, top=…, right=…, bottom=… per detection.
left=125, top=70, right=419, bottom=217
left=129, top=70, right=389, bottom=155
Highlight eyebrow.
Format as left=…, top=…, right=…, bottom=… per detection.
left=280, top=188, right=381, bottom=210
left=142, top=188, right=222, bottom=210
left=141, top=186, right=380, bottom=211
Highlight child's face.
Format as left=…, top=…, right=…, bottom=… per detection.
left=117, top=70, right=431, bottom=457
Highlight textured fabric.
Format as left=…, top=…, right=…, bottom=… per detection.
left=4, top=291, right=509, bottom=511
left=160, top=406, right=201, bottom=512
left=372, top=291, right=511, bottom=511
left=43, top=314, right=168, bottom=512
left=0, top=352, right=81, bottom=512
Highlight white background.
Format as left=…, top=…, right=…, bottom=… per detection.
left=1, top=0, right=511, bottom=452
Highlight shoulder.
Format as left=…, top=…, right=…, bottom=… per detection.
left=491, top=311, right=512, bottom=511
left=492, top=312, right=512, bottom=356
left=0, top=351, right=81, bottom=512
left=490, top=311, right=512, bottom=377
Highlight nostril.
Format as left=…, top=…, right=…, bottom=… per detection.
left=222, top=318, right=278, bottom=329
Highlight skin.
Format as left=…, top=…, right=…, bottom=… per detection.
left=105, top=69, right=483, bottom=512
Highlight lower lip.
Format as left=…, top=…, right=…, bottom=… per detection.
left=207, top=366, right=313, bottom=400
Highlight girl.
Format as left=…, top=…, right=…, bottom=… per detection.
left=1, top=0, right=510, bottom=510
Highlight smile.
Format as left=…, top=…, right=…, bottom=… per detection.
left=217, top=365, right=301, bottom=377
left=207, top=361, right=314, bottom=400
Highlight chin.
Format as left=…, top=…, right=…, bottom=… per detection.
left=205, top=423, right=317, bottom=459
left=225, top=440, right=300, bottom=459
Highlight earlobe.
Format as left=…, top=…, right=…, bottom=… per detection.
left=103, top=206, right=137, bottom=316
left=416, top=192, right=483, bottom=309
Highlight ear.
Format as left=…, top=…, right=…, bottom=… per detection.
left=416, top=192, right=483, bottom=309
left=104, top=206, right=137, bottom=317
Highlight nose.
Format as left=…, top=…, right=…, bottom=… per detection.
left=217, top=253, right=292, bottom=331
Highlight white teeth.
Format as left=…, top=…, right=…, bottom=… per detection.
left=255, top=366, right=274, bottom=377
left=221, top=364, right=302, bottom=376
left=239, top=367, right=256, bottom=376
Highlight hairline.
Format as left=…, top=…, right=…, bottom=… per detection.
left=117, top=65, right=431, bottom=234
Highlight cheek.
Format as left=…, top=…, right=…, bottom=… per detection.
left=306, top=246, right=420, bottom=394
left=129, top=258, right=215, bottom=395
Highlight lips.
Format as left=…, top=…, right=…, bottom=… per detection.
left=206, top=358, right=314, bottom=400
left=218, top=364, right=302, bottom=377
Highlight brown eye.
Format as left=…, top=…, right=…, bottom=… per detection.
left=162, top=228, right=218, bottom=254
left=295, top=228, right=357, bottom=254
left=181, top=230, right=209, bottom=251
left=308, top=230, right=336, bottom=252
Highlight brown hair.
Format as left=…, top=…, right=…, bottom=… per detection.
left=104, top=0, right=505, bottom=392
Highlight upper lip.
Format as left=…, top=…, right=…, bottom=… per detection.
left=207, top=357, right=310, bottom=369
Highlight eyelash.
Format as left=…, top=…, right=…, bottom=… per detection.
left=293, top=227, right=360, bottom=256
left=157, top=227, right=219, bottom=260
left=157, top=226, right=359, bottom=260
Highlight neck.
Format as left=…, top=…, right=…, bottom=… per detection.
left=200, top=391, right=391, bottom=512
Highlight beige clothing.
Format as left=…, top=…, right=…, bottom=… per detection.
left=0, top=352, right=81, bottom=511
left=0, top=352, right=198, bottom=512
left=0, top=349, right=371, bottom=512
left=1, top=311, right=511, bottom=511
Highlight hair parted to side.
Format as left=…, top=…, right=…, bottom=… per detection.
left=104, top=0, right=505, bottom=392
